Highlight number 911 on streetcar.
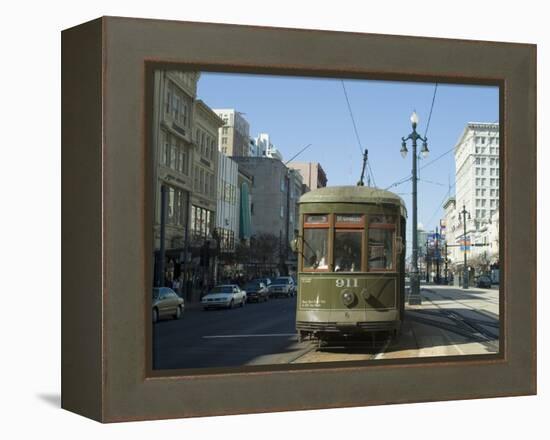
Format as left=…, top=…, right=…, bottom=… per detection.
left=291, top=186, right=407, bottom=342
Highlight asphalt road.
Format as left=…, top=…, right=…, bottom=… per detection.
left=153, top=296, right=309, bottom=370
left=153, top=285, right=500, bottom=370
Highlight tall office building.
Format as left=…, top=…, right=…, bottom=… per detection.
left=455, top=122, right=500, bottom=225
left=213, top=109, right=250, bottom=157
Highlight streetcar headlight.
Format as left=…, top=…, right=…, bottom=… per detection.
left=341, top=290, right=356, bottom=307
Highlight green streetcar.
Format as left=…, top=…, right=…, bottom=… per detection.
left=293, top=186, right=407, bottom=342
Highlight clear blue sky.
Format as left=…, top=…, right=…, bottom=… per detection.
left=197, top=72, right=499, bottom=235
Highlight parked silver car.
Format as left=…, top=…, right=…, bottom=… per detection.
left=269, top=276, right=296, bottom=298
left=152, top=287, right=184, bottom=322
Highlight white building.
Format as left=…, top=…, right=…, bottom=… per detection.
left=442, top=197, right=460, bottom=265
left=444, top=122, right=500, bottom=274
left=253, top=133, right=283, bottom=161
left=455, top=122, right=500, bottom=226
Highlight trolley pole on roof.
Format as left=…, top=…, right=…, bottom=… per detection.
left=400, top=111, right=429, bottom=305
left=357, top=149, right=368, bottom=186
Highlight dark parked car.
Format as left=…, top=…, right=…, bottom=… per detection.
left=254, top=277, right=272, bottom=287
left=152, top=287, right=184, bottom=323
left=244, top=281, right=269, bottom=303
left=476, top=275, right=492, bottom=288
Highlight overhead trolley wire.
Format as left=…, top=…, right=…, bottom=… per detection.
left=424, top=83, right=438, bottom=138
left=341, top=80, right=377, bottom=187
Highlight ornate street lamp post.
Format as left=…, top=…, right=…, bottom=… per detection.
left=401, top=111, right=429, bottom=305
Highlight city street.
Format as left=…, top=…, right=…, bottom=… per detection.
left=153, top=285, right=500, bottom=370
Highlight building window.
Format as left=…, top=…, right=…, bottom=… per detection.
left=222, top=127, right=228, bottom=134
left=183, top=102, right=189, bottom=127
left=165, top=84, right=172, bottom=114
left=199, top=169, right=205, bottom=195
left=161, top=131, right=169, bottom=165
left=170, top=142, right=177, bottom=169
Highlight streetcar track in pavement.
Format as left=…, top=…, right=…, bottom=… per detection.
left=406, top=289, right=499, bottom=351
left=422, top=287, right=499, bottom=309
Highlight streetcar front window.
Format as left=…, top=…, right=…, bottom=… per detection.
left=334, top=231, right=362, bottom=272
left=368, top=228, right=394, bottom=270
left=303, top=228, right=328, bottom=270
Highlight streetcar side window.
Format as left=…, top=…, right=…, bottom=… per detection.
left=303, top=228, right=329, bottom=270
left=368, top=215, right=396, bottom=271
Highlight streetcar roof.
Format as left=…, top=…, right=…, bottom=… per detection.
left=299, top=185, right=406, bottom=211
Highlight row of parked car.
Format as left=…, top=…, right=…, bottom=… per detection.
left=201, top=276, right=297, bottom=310
left=152, top=276, right=297, bottom=322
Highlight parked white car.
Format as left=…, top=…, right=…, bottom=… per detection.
left=202, top=284, right=246, bottom=310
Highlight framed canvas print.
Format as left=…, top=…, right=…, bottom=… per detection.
left=61, top=16, right=536, bottom=422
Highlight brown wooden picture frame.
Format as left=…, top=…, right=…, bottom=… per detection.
left=61, top=16, right=536, bottom=422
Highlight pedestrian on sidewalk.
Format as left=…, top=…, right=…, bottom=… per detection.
left=172, top=277, right=181, bottom=296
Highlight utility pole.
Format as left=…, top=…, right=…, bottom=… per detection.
left=460, top=204, right=471, bottom=289
left=435, top=226, right=440, bottom=284
left=425, top=236, right=430, bottom=283
left=401, top=111, right=429, bottom=305
left=444, top=242, right=449, bottom=285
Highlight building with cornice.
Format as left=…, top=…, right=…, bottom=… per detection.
left=151, top=70, right=199, bottom=288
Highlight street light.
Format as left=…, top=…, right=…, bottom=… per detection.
left=401, top=111, right=429, bottom=305
left=460, top=204, right=472, bottom=289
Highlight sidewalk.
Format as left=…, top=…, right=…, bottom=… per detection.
left=416, top=284, right=500, bottom=319
left=379, top=284, right=500, bottom=359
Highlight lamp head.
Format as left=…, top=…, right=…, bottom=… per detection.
left=421, top=140, right=429, bottom=158
left=400, top=141, right=408, bottom=158
left=410, top=111, right=419, bottom=126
